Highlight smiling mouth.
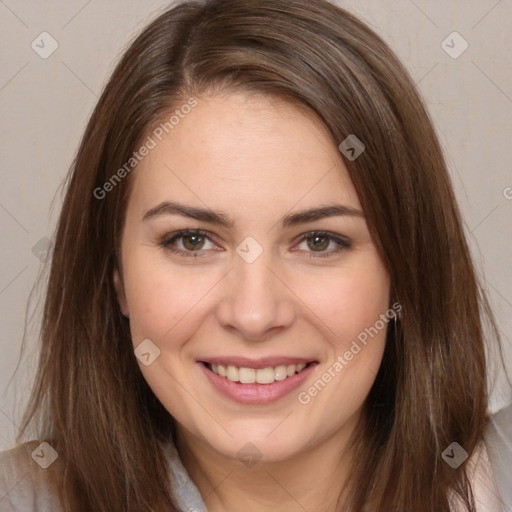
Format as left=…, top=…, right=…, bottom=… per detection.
left=201, top=361, right=315, bottom=385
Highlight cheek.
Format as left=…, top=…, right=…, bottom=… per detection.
left=322, top=261, right=390, bottom=396
left=305, top=257, right=390, bottom=349
left=304, top=256, right=390, bottom=397
left=121, top=249, right=214, bottom=344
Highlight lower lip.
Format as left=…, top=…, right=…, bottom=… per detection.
left=198, top=362, right=317, bottom=404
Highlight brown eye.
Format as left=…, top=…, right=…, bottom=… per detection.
left=182, top=233, right=206, bottom=251
left=160, top=229, right=217, bottom=257
left=306, top=235, right=330, bottom=251
left=294, top=231, right=352, bottom=258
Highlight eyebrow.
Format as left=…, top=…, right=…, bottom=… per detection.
left=142, top=201, right=365, bottom=229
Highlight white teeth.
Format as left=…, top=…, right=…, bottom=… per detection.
left=274, top=365, right=288, bottom=381
left=239, top=367, right=256, bottom=384
left=208, top=362, right=310, bottom=384
left=226, top=365, right=239, bottom=382
left=256, top=367, right=275, bottom=384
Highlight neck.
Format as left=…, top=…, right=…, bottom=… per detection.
left=175, top=412, right=362, bottom=512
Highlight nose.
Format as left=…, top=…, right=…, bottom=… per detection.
left=215, top=250, right=296, bottom=342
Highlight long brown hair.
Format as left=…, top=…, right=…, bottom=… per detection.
left=16, top=0, right=505, bottom=510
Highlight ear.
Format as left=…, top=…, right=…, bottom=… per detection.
left=113, top=266, right=129, bottom=317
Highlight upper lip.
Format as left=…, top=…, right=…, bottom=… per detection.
left=199, top=356, right=317, bottom=369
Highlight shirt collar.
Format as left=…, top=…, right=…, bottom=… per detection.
left=165, top=441, right=209, bottom=512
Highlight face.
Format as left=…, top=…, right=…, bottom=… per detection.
left=114, top=91, right=391, bottom=463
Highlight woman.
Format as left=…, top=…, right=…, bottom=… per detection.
left=0, top=0, right=508, bottom=510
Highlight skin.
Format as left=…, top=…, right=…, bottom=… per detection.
left=114, top=91, right=391, bottom=512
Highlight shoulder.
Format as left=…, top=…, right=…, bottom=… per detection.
left=449, top=438, right=506, bottom=512
left=468, top=439, right=506, bottom=512
left=0, top=440, right=64, bottom=512
left=484, top=401, right=512, bottom=512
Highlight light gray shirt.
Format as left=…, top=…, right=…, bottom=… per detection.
left=0, top=440, right=208, bottom=512
left=0, top=403, right=510, bottom=512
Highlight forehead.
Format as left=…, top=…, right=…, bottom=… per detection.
left=128, top=92, right=361, bottom=219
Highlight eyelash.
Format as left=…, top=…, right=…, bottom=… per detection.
left=159, top=229, right=352, bottom=259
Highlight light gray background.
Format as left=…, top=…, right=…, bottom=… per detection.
left=0, top=0, right=511, bottom=452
